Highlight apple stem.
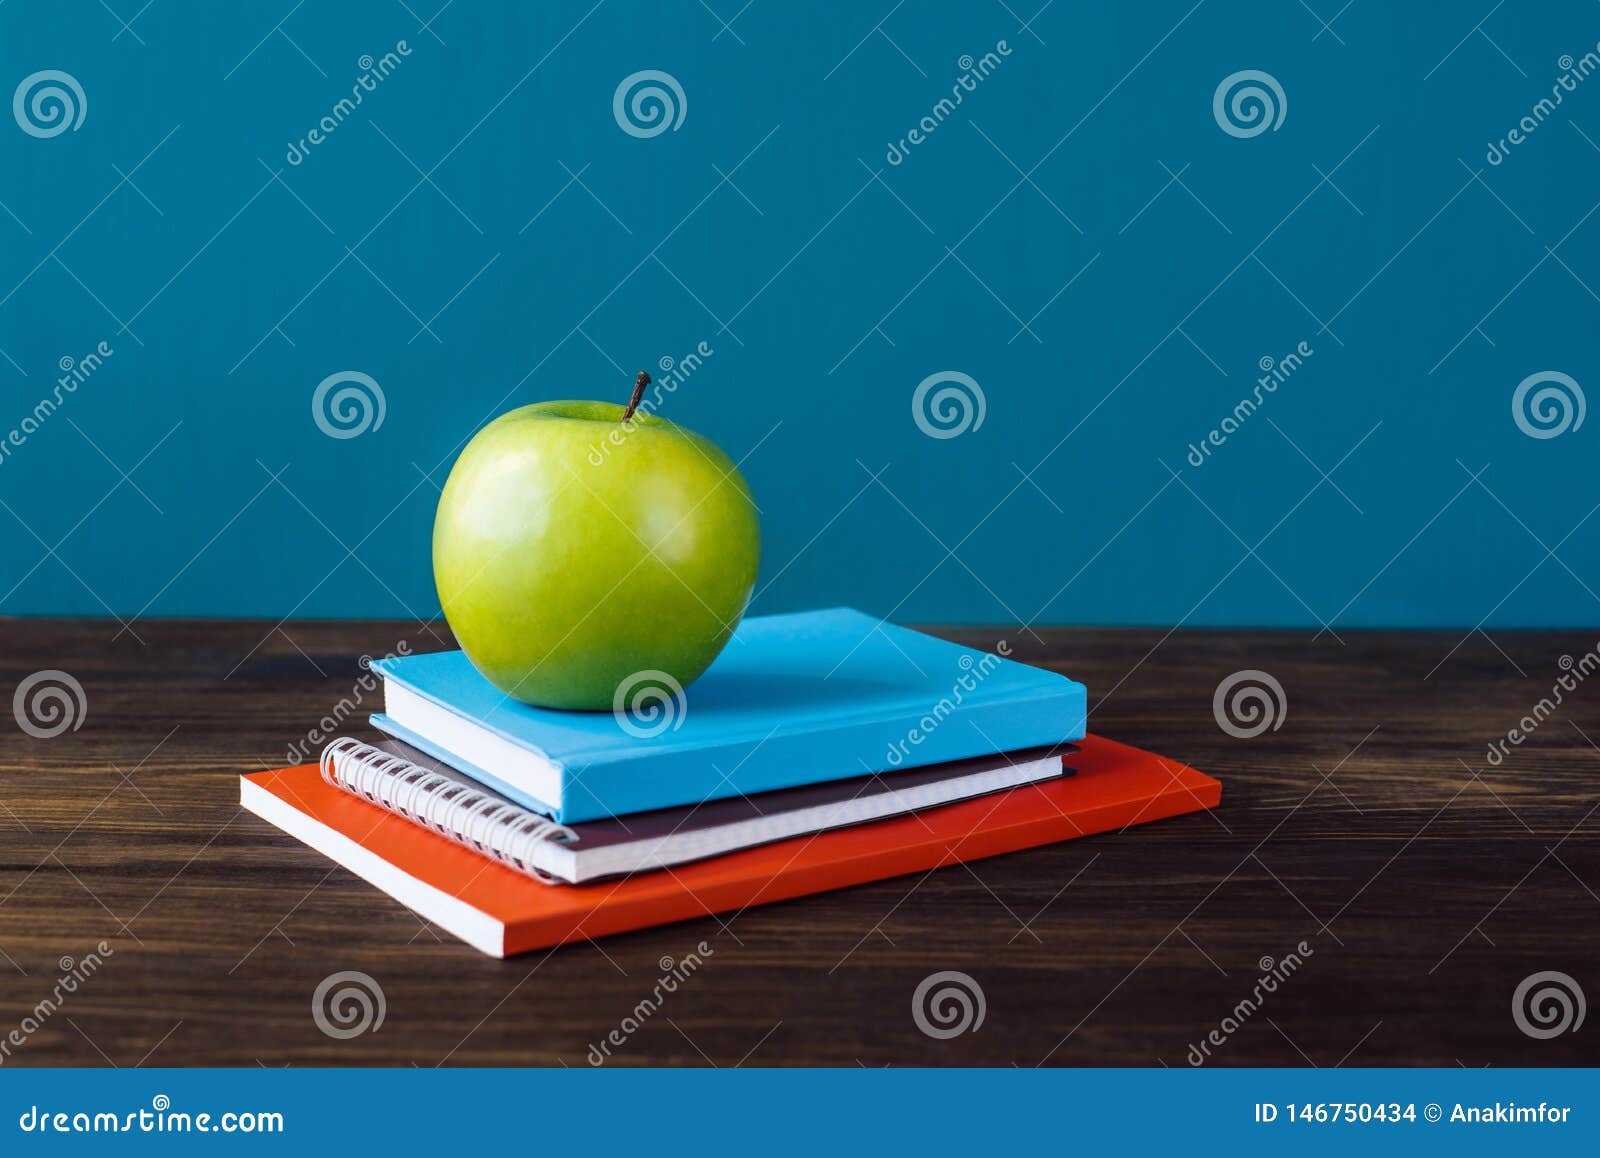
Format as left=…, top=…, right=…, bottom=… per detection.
left=621, top=371, right=651, bottom=424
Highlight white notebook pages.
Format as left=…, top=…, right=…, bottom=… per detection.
left=319, top=737, right=1071, bottom=885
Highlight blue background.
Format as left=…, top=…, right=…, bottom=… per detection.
left=2, top=0, right=1597, bottom=628
left=1, top=1068, right=1597, bottom=1153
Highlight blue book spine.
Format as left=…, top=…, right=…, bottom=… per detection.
left=374, top=688, right=1085, bottom=823
left=556, top=690, right=1086, bottom=822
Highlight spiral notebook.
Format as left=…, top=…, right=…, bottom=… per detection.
left=315, top=737, right=1070, bottom=884
left=239, top=734, right=1222, bottom=957
left=369, top=607, right=1087, bottom=822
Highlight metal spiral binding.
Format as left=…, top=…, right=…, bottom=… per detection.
left=320, top=737, right=576, bottom=882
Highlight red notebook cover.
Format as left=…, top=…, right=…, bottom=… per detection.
left=240, top=734, right=1221, bottom=957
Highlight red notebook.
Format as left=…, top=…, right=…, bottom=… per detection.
left=241, top=734, right=1221, bottom=957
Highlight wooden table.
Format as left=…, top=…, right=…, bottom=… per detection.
left=1, top=618, right=1595, bottom=1066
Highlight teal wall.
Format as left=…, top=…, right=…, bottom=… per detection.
left=2, top=1, right=1597, bottom=627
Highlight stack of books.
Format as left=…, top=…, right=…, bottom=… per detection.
left=242, top=608, right=1221, bottom=957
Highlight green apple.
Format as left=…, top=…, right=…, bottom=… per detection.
left=433, top=373, right=760, bottom=709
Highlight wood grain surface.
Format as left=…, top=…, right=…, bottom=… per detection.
left=0, top=617, right=1595, bottom=1067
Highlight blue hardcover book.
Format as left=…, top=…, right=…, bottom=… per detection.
left=369, top=607, right=1086, bottom=823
